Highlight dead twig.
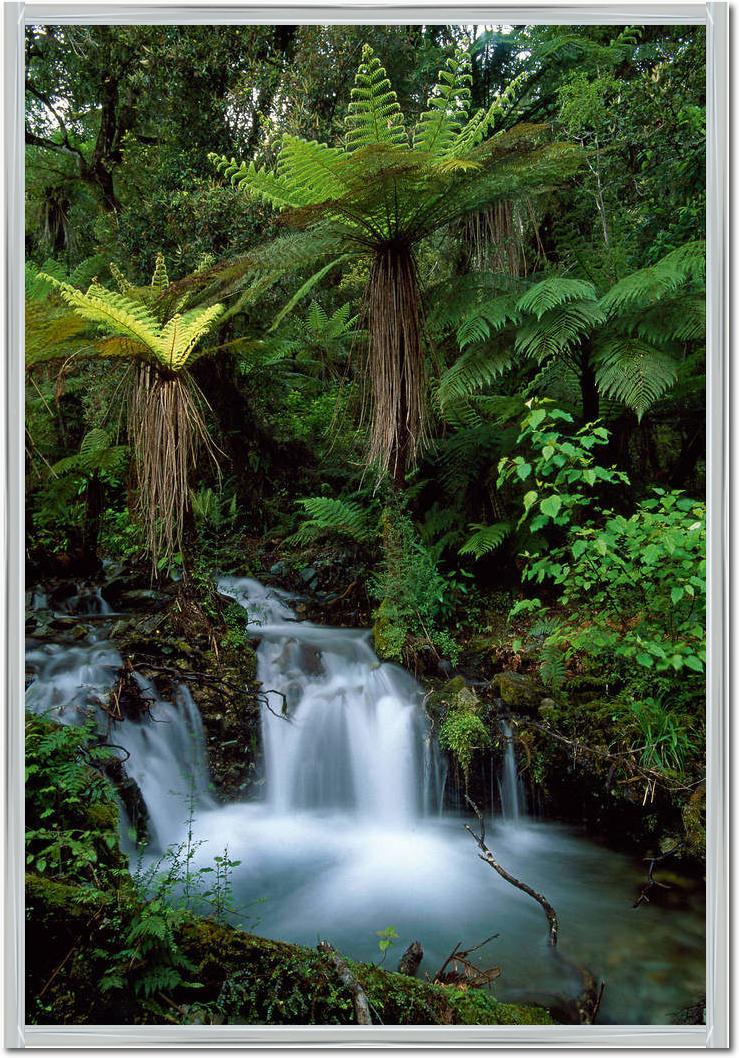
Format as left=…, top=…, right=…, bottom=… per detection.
left=633, top=843, right=683, bottom=908
left=317, top=940, right=372, bottom=1025
left=465, top=796, right=559, bottom=947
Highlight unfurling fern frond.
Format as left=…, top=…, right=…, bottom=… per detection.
left=593, top=336, right=678, bottom=420
left=290, top=497, right=377, bottom=546
left=459, top=521, right=512, bottom=558
left=150, top=252, right=169, bottom=293
left=345, top=44, right=407, bottom=150
left=515, top=277, right=597, bottom=319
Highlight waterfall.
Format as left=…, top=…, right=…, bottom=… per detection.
left=499, top=718, right=526, bottom=821
left=26, top=623, right=213, bottom=849
left=218, top=577, right=440, bottom=822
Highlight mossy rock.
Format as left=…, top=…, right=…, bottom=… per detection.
left=425, top=676, right=481, bottom=722
left=491, top=671, right=542, bottom=710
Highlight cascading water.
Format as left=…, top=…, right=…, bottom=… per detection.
left=218, top=576, right=441, bottom=822
left=24, top=578, right=705, bottom=1024
left=499, top=719, right=526, bottom=822
left=26, top=614, right=213, bottom=849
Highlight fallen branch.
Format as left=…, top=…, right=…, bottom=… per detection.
left=465, top=796, right=559, bottom=947
left=433, top=933, right=501, bottom=987
left=633, top=843, right=683, bottom=908
left=317, top=940, right=372, bottom=1025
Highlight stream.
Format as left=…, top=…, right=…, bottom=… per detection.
left=25, top=577, right=705, bottom=1025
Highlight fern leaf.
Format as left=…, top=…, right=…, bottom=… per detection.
left=291, top=497, right=375, bottom=546
left=600, top=241, right=705, bottom=315
left=414, top=49, right=473, bottom=158
left=515, top=277, right=597, bottom=320
left=150, top=252, right=169, bottom=293
left=459, top=522, right=512, bottom=557
left=344, top=45, right=407, bottom=151
left=438, top=345, right=514, bottom=407
left=515, top=300, right=606, bottom=362
left=594, top=336, right=678, bottom=420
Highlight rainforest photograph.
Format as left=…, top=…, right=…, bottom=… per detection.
left=23, top=20, right=707, bottom=1030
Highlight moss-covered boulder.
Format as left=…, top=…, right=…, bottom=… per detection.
left=491, top=671, right=542, bottom=711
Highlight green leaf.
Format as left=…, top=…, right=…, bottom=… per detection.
left=671, top=586, right=685, bottom=604
left=539, top=495, right=562, bottom=519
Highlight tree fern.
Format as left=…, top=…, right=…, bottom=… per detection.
left=210, top=44, right=582, bottom=482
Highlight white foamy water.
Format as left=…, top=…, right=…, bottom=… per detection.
left=25, top=579, right=705, bottom=1024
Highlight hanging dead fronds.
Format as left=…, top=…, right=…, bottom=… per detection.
left=364, top=243, right=427, bottom=487
left=460, top=197, right=542, bottom=276
left=129, top=363, right=221, bottom=572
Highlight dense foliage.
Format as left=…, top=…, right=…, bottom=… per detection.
left=25, top=20, right=706, bottom=1027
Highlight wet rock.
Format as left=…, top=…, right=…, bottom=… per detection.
left=491, top=671, right=542, bottom=710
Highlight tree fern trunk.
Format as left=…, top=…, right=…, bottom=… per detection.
left=365, top=242, right=426, bottom=488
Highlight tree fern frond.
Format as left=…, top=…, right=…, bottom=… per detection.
left=515, top=300, right=606, bottom=362
left=594, top=336, right=679, bottom=420
left=150, top=252, right=169, bottom=293
left=600, top=241, right=705, bottom=315
left=515, top=277, right=597, bottom=320
left=208, top=153, right=313, bottom=210
left=456, top=294, right=520, bottom=348
left=438, top=345, right=514, bottom=408
left=414, top=49, right=473, bottom=158
left=277, top=135, right=348, bottom=202
left=345, top=44, right=407, bottom=151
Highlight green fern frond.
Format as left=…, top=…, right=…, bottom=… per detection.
left=459, top=521, right=512, bottom=558
left=594, top=336, right=679, bottom=420
left=438, top=345, right=514, bottom=408
left=277, top=135, right=347, bottom=201
left=291, top=497, right=376, bottom=546
left=208, top=153, right=312, bottom=210
left=415, top=49, right=473, bottom=158
left=600, top=241, right=705, bottom=315
left=515, top=300, right=606, bottom=362
left=51, top=428, right=128, bottom=477
left=515, top=277, right=597, bottom=320
left=456, top=294, right=520, bottom=348
left=345, top=44, right=407, bottom=151
left=150, top=252, right=169, bottom=293
left=39, top=274, right=224, bottom=372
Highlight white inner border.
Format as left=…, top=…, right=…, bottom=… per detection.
left=3, top=2, right=728, bottom=1048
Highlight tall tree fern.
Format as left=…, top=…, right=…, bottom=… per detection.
left=34, top=255, right=225, bottom=569
left=210, top=44, right=581, bottom=486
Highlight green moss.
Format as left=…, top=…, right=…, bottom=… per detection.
left=491, top=671, right=542, bottom=710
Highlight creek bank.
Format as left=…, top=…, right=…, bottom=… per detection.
left=25, top=718, right=552, bottom=1028
left=425, top=669, right=705, bottom=868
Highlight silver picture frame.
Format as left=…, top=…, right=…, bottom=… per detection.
left=3, top=2, right=728, bottom=1047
